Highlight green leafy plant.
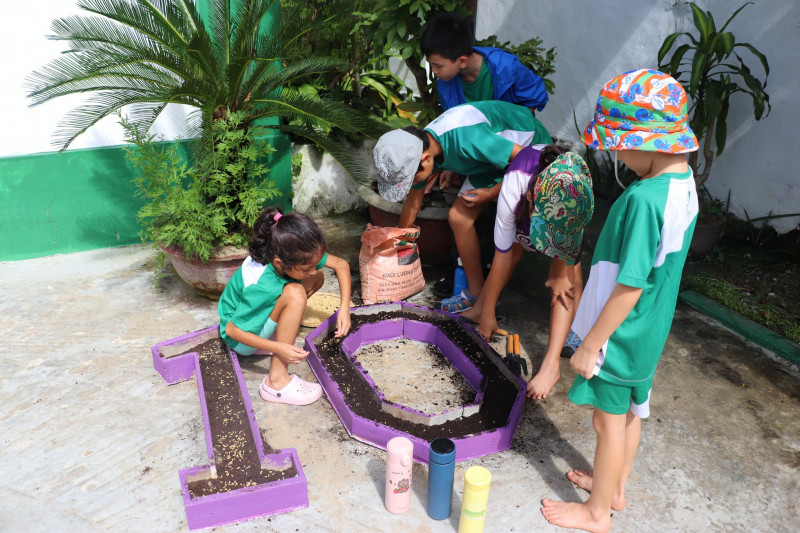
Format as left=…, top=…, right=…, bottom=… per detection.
left=280, top=0, right=414, bottom=129
left=121, top=110, right=281, bottom=262
left=354, top=0, right=474, bottom=113
left=657, top=1, right=770, bottom=187
left=26, top=0, right=384, bottom=186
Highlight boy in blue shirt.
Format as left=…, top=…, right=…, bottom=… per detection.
left=420, top=12, right=549, bottom=113
left=541, top=69, right=699, bottom=532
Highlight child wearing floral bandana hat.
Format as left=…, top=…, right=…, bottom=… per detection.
left=541, top=69, right=699, bottom=533
left=462, top=146, right=594, bottom=401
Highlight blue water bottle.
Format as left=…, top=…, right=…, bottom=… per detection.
left=452, top=258, right=468, bottom=297
left=427, top=438, right=456, bottom=519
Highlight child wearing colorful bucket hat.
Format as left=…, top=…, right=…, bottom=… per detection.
left=460, top=146, right=594, bottom=400
left=372, top=100, right=552, bottom=313
left=541, top=69, right=700, bottom=533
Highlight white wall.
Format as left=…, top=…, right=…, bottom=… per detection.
left=1, top=2, right=192, bottom=157
left=477, top=0, right=800, bottom=233
left=5, top=1, right=798, bottom=232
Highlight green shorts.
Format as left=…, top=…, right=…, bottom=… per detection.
left=568, top=375, right=652, bottom=418
left=228, top=318, right=278, bottom=356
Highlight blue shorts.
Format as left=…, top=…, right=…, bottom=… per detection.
left=228, top=318, right=278, bottom=356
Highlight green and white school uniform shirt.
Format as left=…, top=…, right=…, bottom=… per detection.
left=218, top=253, right=327, bottom=347
left=568, top=171, right=697, bottom=386
left=424, top=100, right=551, bottom=189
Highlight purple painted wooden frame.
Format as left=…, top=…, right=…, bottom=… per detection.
left=305, top=302, right=527, bottom=464
left=341, top=320, right=486, bottom=425
left=152, top=326, right=308, bottom=530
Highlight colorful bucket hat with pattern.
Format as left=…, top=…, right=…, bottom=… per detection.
left=529, top=152, right=594, bottom=265
left=582, top=69, right=698, bottom=153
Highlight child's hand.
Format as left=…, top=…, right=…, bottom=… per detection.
left=436, top=170, right=460, bottom=190
left=478, top=317, right=499, bottom=342
left=335, top=308, right=351, bottom=338
left=461, top=184, right=502, bottom=207
left=274, top=342, right=310, bottom=365
left=570, top=343, right=600, bottom=380
left=545, top=274, right=575, bottom=310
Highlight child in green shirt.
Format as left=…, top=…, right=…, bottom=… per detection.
left=541, top=69, right=699, bottom=533
left=218, top=207, right=352, bottom=406
left=373, top=100, right=551, bottom=312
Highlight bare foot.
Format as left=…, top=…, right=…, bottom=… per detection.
left=541, top=499, right=611, bottom=533
left=526, top=362, right=560, bottom=399
left=460, top=306, right=480, bottom=324
left=566, top=470, right=626, bottom=511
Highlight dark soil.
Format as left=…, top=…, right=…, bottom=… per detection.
left=682, top=228, right=800, bottom=343
left=179, top=338, right=298, bottom=498
left=314, top=310, right=520, bottom=441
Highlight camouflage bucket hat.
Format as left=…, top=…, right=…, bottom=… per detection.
left=529, top=152, right=594, bottom=265
left=373, top=129, right=424, bottom=203
left=582, top=69, right=698, bottom=153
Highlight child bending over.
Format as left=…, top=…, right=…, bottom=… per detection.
left=373, top=100, right=551, bottom=313
left=420, top=12, right=548, bottom=113
left=541, top=69, right=699, bottom=532
left=461, top=146, right=594, bottom=400
left=218, top=207, right=351, bottom=406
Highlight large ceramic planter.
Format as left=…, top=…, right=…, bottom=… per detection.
left=162, top=244, right=248, bottom=299
left=358, top=185, right=452, bottom=265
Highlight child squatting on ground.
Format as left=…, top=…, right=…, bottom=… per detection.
left=217, top=207, right=351, bottom=406
left=541, top=69, right=699, bottom=533
left=460, top=147, right=594, bottom=400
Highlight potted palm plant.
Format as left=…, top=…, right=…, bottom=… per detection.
left=26, top=0, right=384, bottom=297
left=657, top=1, right=770, bottom=255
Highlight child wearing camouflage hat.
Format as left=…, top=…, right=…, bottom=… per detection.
left=541, top=69, right=699, bottom=533
left=372, top=100, right=551, bottom=312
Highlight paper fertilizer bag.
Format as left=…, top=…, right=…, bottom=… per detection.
left=359, top=224, right=425, bottom=304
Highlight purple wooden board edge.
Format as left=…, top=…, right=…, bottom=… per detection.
left=153, top=327, right=309, bottom=530
left=304, top=303, right=526, bottom=464
left=178, top=449, right=307, bottom=530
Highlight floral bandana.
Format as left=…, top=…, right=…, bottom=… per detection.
left=529, top=152, right=594, bottom=265
left=582, top=69, right=698, bottom=153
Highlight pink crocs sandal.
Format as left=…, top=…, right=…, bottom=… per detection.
left=259, top=375, right=322, bottom=405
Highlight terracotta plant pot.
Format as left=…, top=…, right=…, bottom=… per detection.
left=689, top=217, right=725, bottom=257
left=358, top=185, right=452, bottom=265
left=162, top=244, right=248, bottom=299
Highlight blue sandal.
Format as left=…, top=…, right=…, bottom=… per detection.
left=437, top=289, right=477, bottom=313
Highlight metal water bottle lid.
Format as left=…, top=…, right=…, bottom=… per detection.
left=464, top=465, right=491, bottom=493
left=429, top=438, right=456, bottom=464
left=387, top=436, right=413, bottom=465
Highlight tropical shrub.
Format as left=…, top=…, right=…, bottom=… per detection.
left=657, top=1, right=770, bottom=187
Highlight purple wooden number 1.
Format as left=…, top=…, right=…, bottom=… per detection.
left=152, top=325, right=308, bottom=530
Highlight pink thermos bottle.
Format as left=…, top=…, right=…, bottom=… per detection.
left=385, top=436, right=414, bottom=513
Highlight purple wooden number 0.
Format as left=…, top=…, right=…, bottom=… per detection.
left=152, top=326, right=308, bottom=530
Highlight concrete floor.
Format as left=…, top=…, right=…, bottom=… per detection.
left=2, top=213, right=799, bottom=532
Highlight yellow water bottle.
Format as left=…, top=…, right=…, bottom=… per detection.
left=457, top=465, right=492, bottom=533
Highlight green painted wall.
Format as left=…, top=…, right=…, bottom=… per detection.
left=1, top=0, right=291, bottom=262
left=0, top=133, right=291, bottom=262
